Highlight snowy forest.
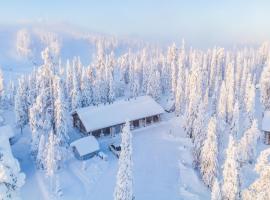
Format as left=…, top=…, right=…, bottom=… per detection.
left=0, top=28, right=269, bottom=199
left=0, top=2, right=270, bottom=200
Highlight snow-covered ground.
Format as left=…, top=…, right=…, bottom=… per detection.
left=10, top=113, right=209, bottom=200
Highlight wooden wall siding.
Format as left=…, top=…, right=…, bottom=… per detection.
left=265, top=132, right=270, bottom=145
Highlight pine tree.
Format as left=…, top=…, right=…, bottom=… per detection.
left=260, top=58, right=270, bottom=110
left=200, top=117, right=218, bottom=188
left=242, top=148, right=270, bottom=200
left=114, top=121, right=133, bottom=200
left=217, top=81, right=227, bottom=122
left=192, top=102, right=208, bottom=168
left=211, top=178, right=222, bottom=200
left=230, top=101, right=240, bottom=139
left=81, top=68, right=93, bottom=107
left=222, top=135, right=241, bottom=200
left=14, top=78, right=28, bottom=134
left=54, top=76, right=69, bottom=146
left=44, top=130, right=61, bottom=196
left=238, top=119, right=260, bottom=164
left=71, top=64, right=82, bottom=110
left=225, top=62, right=235, bottom=123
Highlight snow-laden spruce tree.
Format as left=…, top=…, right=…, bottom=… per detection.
left=54, top=76, right=69, bottom=146
left=242, top=148, right=270, bottom=200
left=211, top=178, right=222, bottom=200
left=107, top=52, right=116, bottom=103
left=183, top=66, right=201, bottom=138
left=175, top=75, right=184, bottom=116
left=225, top=62, right=235, bottom=123
left=16, top=29, right=32, bottom=59
left=81, top=68, right=93, bottom=107
left=29, top=91, right=52, bottom=155
left=217, top=81, right=227, bottom=125
left=168, top=43, right=178, bottom=98
left=200, top=116, right=218, bottom=188
left=44, top=130, right=62, bottom=196
left=230, top=101, right=240, bottom=139
left=108, top=69, right=116, bottom=103
left=114, top=121, right=133, bottom=200
left=175, top=43, right=186, bottom=115
left=260, top=57, right=270, bottom=110
left=192, top=102, right=208, bottom=168
left=147, top=69, right=161, bottom=101
left=65, top=59, right=73, bottom=109
left=222, top=135, right=241, bottom=200
left=0, top=151, right=25, bottom=200
left=244, top=77, right=255, bottom=129
left=71, top=62, right=82, bottom=110
left=238, top=119, right=260, bottom=164
left=14, top=77, right=28, bottom=134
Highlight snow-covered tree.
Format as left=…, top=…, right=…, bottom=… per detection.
left=71, top=64, right=82, bottom=110
left=238, top=119, right=260, bottom=164
left=0, top=151, right=25, bottom=200
left=244, top=78, right=255, bottom=129
left=200, top=117, right=218, bottom=188
left=192, top=102, right=208, bottom=168
left=225, top=62, right=235, bottom=122
left=230, top=101, right=240, bottom=139
left=44, top=130, right=61, bottom=196
left=260, top=58, right=270, bottom=110
left=14, top=78, right=28, bottom=133
left=217, top=81, right=227, bottom=122
left=222, top=135, right=241, bottom=200
left=242, top=148, right=270, bottom=200
left=29, top=92, right=50, bottom=155
left=147, top=70, right=161, bottom=101
left=114, top=121, right=133, bottom=200
left=211, top=178, right=222, bottom=200
left=16, top=29, right=32, bottom=59
left=54, top=76, right=69, bottom=145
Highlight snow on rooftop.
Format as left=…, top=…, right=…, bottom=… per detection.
left=262, top=111, right=270, bottom=131
left=74, top=95, right=165, bottom=132
left=70, top=135, right=100, bottom=157
left=0, top=125, right=15, bottom=139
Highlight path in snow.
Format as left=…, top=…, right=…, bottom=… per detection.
left=11, top=127, right=49, bottom=200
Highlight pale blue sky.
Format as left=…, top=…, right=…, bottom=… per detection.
left=1, top=0, right=270, bottom=46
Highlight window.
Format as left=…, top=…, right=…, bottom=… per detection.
left=92, top=129, right=101, bottom=137
left=133, top=120, right=140, bottom=128
left=103, top=127, right=111, bottom=136
left=146, top=116, right=152, bottom=125
left=153, top=115, right=159, bottom=122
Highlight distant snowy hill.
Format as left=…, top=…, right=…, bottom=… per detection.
left=0, top=23, right=146, bottom=80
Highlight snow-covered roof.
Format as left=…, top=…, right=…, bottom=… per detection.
left=262, top=111, right=270, bottom=131
left=74, top=95, right=165, bottom=132
left=70, top=136, right=100, bottom=157
left=0, top=125, right=15, bottom=139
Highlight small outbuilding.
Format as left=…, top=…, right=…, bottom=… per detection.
left=262, top=111, right=270, bottom=144
left=72, top=95, right=165, bottom=137
left=70, top=135, right=100, bottom=160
